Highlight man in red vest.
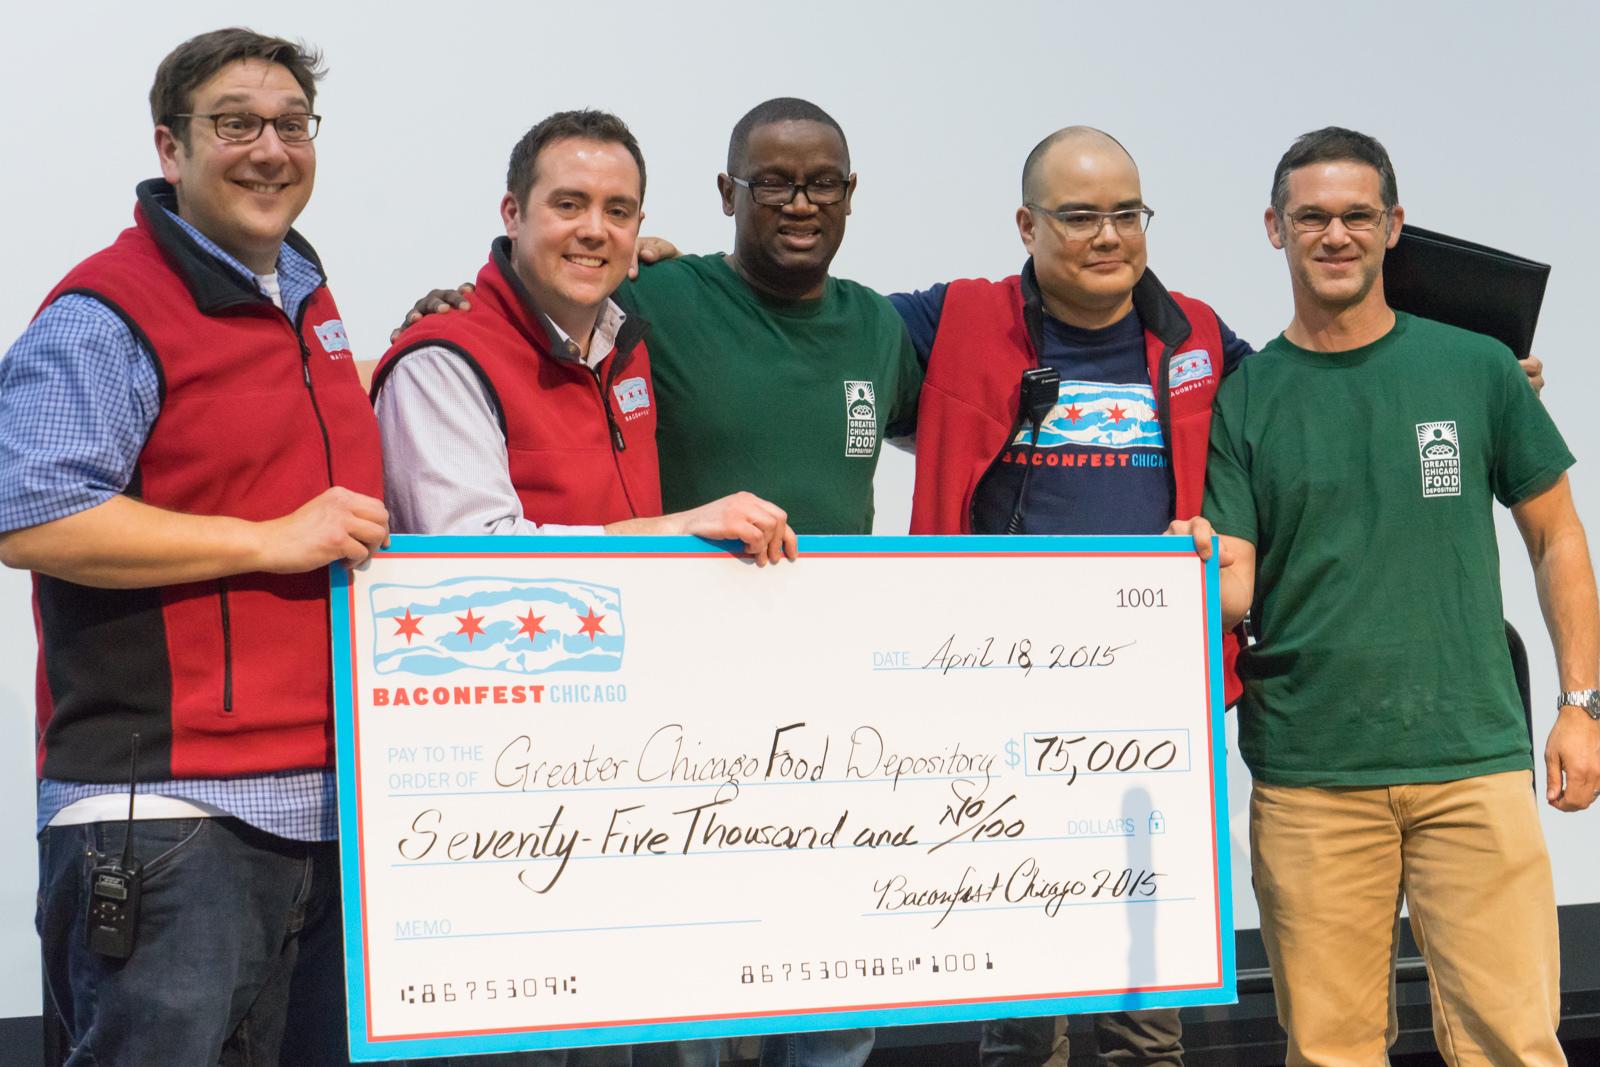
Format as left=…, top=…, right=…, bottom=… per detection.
left=895, top=123, right=1232, bottom=1067
left=374, top=109, right=795, bottom=560
left=0, top=28, right=387, bottom=1064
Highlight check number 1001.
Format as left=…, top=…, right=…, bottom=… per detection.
left=1115, top=587, right=1167, bottom=608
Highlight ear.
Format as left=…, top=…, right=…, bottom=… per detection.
left=1384, top=204, right=1405, bottom=249
left=500, top=191, right=521, bottom=239
left=1264, top=207, right=1285, bottom=250
left=841, top=172, right=858, bottom=217
left=155, top=125, right=185, bottom=185
left=1017, top=205, right=1037, bottom=255
left=717, top=173, right=735, bottom=217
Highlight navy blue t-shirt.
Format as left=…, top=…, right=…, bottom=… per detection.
left=890, top=278, right=1252, bottom=535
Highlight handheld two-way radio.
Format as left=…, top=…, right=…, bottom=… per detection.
left=86, top=734, right=143, bottom=959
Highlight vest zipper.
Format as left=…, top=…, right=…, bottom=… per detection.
left=590, top=366, right=626, bottom=453
left=590, top=364, right=639, bottom=517
left=297, top=331, right=336, bottom=484
left=1153, top=338, right=1178, bottom=516
left=218, top=579, right=234, bottom=712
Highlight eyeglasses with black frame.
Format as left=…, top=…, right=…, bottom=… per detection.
left=728, top=175, right=850, bottom=207
left=1283, top=207, right=1387, bottom=233
left=1025, top=204, right=1155, bottom=239
left=168, top=112, right=322, bottom=144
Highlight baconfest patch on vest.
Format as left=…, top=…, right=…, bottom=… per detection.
left=368, top=576, right=629, bottom=709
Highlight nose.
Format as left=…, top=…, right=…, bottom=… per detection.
left=575, top=204, right=607, bottom=242
left=248, top=122, right=292, bottom=165
left=1320, top=217, right=1354, bottom=245
left=1090, top=215, right=1122, bottom=246
left=782, top=186, right=820, bottom=215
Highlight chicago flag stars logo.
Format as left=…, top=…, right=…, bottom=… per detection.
left=370, top=576, right=625, bottom=676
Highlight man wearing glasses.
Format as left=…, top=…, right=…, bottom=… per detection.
left=1177, top=127, right=1597, bottom=1066
left=897, top=125, right=1249, bottom=1067
left=0, top=28, right=385, bottom=1064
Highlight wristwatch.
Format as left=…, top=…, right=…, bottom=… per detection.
left=1556, top=689, right=1600, bottom=720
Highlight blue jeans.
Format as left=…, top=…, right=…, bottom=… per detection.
left=37, top=817, right=346, bottom=1066
left=758, top=1030, right=874, bottom=1067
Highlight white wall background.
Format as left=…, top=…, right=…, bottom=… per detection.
left=2, top=0, right=1597, bottom=1020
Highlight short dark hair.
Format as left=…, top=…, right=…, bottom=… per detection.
left=150, top=28, right=325, bottom=145
left=726, top=97, right=849, bottom=174
left=1271, top=126, right=1398, bottom=214
left=506, top=110, right=647, bottom=209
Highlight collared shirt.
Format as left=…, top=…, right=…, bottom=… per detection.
left=1, top=208, right=336, bottom=840
left=376, top=299, right=628, bottom=537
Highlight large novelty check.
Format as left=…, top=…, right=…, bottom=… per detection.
left=332, top=535, right=1235, bottom=1061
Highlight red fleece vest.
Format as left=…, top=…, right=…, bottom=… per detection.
left=373, top=247, right=662, bottom=526
left=909, top=274, right=1241, bottom=704
left=33, top=199, right=383, bottom=781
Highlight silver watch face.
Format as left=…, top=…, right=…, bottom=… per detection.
left=1562, top=691, right=1600, bottom=718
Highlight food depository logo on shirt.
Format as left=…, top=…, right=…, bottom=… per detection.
left=844, top=380, right=877, bottom=457
left=1416, top=421, right=1461, bottom=498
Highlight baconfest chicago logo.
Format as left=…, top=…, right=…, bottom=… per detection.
left=366, top=576, right=626, bottom=708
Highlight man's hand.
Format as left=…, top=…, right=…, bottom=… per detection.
left=390, top=282, right=474, bottom=344
left=677, top=491, right=796, bottom=565
left=634, top=236, right=681, bottom=271
left=1544, top=707, right=1600, bottom=811
left=1165, top=516, right=1234, bottom=567
left=1166, top=517, right=1254, bottom=630
left=608, top=492, right=797, bottom=565
left=256, top=487, right=390, bottom=572
left=1520, top=354, right=1545, bottom=396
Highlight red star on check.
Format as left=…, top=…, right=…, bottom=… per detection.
left=392, top=608, right=424, bottom=644
left=1105, top=403, right=1127, bottom=424
left=1063, top=403, right=1084, bottom=423
left=576, top=607, right=606, bottom=642
left=455, top=609, right=486, bottom=643
left=516, top=609, right=547, bottom=641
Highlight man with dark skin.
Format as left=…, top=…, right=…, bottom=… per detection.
left=395, top=98, right=919, bottom=1067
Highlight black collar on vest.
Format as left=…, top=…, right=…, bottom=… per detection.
left=1019, top=257, right=1193, bottom=353
left=489, top=236, right=650, bottom=367
left=134, top=178, right=326, bottom=317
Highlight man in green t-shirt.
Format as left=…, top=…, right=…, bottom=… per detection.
left=621, top=97, right=920, bottom=536
left=1177, top=127, right=1600, bottom=1065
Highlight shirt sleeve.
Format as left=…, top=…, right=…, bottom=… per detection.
left=374, top=347, right=602, bottom=537
left=1490, top=349, right=1575, bottom=506
left=887, top=283, right=947, bottom=370
left=1201, top=376, right=1258, bottom=544
left=1216, top=315, right=1255, bottom=377
left=0, top=294, right=160, bottom=533
left=884, top=321, right=924, bottom=440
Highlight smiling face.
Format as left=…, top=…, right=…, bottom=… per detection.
left=720, top=119, right=854, bottom=300
left=501, top=136, right=643, bottom=340
left=1267, top=160, right=1402, bottom=316
left=155, top=58, right=314, bottom=275
left=1017, top=136, right=1147, bottom=327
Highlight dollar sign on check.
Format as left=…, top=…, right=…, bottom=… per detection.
left=1004, top=738, right=1021, bottom=770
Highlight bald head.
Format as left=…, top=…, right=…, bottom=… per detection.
left=1021, top=126, right=1137, bottom=204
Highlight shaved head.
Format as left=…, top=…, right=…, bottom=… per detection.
left=1022, top=126, right=1137, bottom=204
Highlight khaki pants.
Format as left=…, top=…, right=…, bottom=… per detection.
left=1250, top=770, right=1563, bottom=1066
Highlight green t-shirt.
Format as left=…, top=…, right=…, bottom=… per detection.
left=1203, top=312, right=1573, bottom=787
left=622, top=254, right=921, bottom=534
